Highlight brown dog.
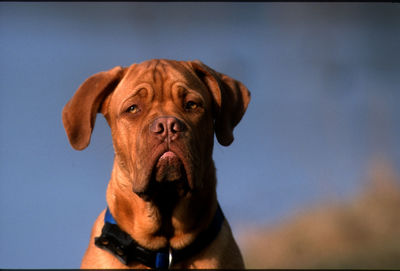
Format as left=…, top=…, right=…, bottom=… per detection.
left=62, top=59, right=250, bottom=269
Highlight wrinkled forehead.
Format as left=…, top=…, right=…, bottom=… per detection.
left=116, top=60, right=207, bottom=96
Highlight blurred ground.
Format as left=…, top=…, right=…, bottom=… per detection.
left=239, top=158, right=400, bottom=268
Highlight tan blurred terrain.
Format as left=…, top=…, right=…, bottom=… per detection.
left=239, top=160, right=400, bottom=268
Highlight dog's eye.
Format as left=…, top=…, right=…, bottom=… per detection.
left=185, top=101, right=198, bottom=110
left=126, top=104, right=139, bottom=114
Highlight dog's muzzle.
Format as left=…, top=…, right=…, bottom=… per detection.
left=154, top=151, right=184, bottom=182
left=135, top=153, right=190, bottom=202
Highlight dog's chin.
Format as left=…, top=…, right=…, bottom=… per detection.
left=135, top=151, right=190, bottom=202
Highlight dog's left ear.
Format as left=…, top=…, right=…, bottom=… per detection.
left=190, top=60, right=251, bottom=146
left=62, top=66, right=125, bottom=150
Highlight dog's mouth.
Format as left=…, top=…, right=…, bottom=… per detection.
left=154, top=151, right=185, bottom=182
left=136, top=150, right=190, bottom=201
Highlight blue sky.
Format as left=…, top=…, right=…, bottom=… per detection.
left=1, top=3, right=399, bottom=268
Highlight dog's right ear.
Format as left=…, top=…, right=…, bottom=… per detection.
left=62, top=66, right=125, bottom=150
left=189, top=60, right=250, bottom=146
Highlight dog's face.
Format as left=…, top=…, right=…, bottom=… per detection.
left=62, top=59, right=250, bottom=200
left=106, top=61, right=215, bottom=197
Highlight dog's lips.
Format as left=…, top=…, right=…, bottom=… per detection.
left=154, top=151, right=185, bottom=182
left=134, top=148, right=193, bottom=200
left=159, top=151, right=178, bottom=160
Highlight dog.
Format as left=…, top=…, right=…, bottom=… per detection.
left=62, top=59, right=250, bottom=269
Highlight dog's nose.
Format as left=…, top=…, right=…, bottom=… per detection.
left=150, top=116, right=186, bottom=141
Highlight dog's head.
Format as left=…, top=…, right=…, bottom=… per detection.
left=62, top=59, right=250, bottom=199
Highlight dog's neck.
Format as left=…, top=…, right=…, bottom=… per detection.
left=105, top=160, right=218, bottom=251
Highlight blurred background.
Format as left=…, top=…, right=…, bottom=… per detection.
left=1, top=3, right=399, bottom=268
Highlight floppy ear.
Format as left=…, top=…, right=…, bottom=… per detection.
left=62, top=66, right=125, bottom=150
left=190, top=60, right=251, bottom=146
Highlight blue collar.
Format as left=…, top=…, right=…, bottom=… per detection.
left=104, top=207, right=117, bottom=224
left=95, top=204, right=225, bottom=269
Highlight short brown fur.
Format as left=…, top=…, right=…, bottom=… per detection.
left=62, top=59, right=250, bottom=269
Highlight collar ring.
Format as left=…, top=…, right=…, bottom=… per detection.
left=168, top=247, right=173, bottom=268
